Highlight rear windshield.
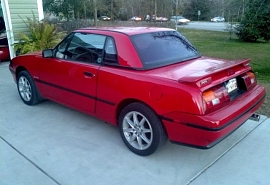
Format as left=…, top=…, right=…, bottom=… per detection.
left=131, top=31, right=200, bottom=69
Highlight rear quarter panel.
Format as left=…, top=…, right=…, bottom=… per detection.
left=95, top=66, right=202, bottom=125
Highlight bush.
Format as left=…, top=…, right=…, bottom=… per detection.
left=15, top=14, right=66, bottom=55
left=236, top=0, right=270, bottom=42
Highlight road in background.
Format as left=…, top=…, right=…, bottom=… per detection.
left=179, top=22, right=229, bottom=32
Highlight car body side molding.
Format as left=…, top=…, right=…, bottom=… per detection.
left=35, top=79, right=116, bottom=106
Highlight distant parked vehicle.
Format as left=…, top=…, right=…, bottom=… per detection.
left=230, top=24, right=240, bottom=33
left=211, top=17, right=225, bottom=22
left=153, top=15, right=168, bottom=22
left=130, top=16, right=142, bottom=21
left=100, top=16, right=111, bottom=21
left=170, top=16, right=190, bottom=25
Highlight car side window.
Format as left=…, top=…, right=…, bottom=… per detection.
left=103, top=37, right=118, bottom=64
left=55, top=32, right=106, bottom=64
left=55, top=33, right=74, bottom=59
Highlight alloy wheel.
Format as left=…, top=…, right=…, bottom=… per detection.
left=122, top=111, right=153, bottom=150
left=18, top=76, right=32, bottom=102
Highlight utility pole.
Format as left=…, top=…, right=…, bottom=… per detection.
left=172, top=0, right=178, bottom=30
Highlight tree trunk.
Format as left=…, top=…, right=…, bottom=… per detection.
left=242, top=0, right=245, bottom=21
left=93, top=0, right=97, bottom=26
left=110, top=0, right=113, bottom=20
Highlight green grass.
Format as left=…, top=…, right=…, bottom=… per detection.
left=178, top=29, right=270, bottom=81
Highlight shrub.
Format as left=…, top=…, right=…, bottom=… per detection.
left=15, top=14, right=66, bottom=55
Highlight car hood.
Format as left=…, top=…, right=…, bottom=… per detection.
left=18, top=51, right=42, bottom=57
left=146, top=56, right=250, bottom=83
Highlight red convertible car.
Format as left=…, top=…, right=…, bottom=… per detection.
left=9, top=27, right=265, bottom=156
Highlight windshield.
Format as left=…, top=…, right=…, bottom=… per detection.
left=131, top=31, right=200, bottom=69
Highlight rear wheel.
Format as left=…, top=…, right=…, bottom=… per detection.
left=119, top=102, right=167, bottom=156
left=17, top=71, right=42, bottom=105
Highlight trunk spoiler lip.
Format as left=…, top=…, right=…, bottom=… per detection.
left=177, top=58, right=251, bottom=83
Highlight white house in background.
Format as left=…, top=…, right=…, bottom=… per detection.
left=0, top=0, right=44, bottom=59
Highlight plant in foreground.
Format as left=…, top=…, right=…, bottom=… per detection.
left=15, top=14, right=66, bottom=55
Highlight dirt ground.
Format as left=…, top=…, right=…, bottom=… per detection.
left=257, top=81, right=270, bottom=117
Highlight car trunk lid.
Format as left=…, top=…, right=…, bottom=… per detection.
left=147, top=56, right=251, bottom=89
left=147, top=56, right=256, bottom=114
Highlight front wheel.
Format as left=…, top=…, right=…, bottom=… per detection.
left=17, top=71, right=43, bottom=105
left=119, top=102, right=167, bottom=156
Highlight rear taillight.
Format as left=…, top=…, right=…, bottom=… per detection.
left=202, top=85, right=230, bottom=113
left=202, top=71, right=256, bottom=114
left=241, top=71, right=256, bottom=90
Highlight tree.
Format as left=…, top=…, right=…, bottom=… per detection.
left=97, top=0, right=121, bottom=20
left=43, top=0, right=260, bottom=24
left=184, top=0, right=211, bottom=21
left=236, top=0, right=270, bottom=42
left=43, top=0, right=85, bottom=20
left=223, top=0, right=245, bottom=22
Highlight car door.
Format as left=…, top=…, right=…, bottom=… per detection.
left=38, top=32, right=107, bottom=114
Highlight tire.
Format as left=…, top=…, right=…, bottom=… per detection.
left=17, top=71, right=43, bottom=105
left=119, top=102, right=167, bottom=156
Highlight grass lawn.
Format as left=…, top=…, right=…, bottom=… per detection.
left=179, top=29, right=270, bottom=116
left=179, top=29, right=270, bottom=81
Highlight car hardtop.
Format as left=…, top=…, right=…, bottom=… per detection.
left=76, top=27, right=175, bottom=36
left=73, top=26, right=200, bottom=70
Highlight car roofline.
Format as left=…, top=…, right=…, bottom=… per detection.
left=76, top=27, right=175, bottom=36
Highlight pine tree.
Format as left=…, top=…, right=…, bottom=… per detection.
left=236, top=0, right=270, bottom=42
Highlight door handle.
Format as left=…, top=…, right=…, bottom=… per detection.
left=84, top=71, right=95, bottom=77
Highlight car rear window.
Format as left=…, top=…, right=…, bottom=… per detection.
left=131, top=31, right=200, bottom=69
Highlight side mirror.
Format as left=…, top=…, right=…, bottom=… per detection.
left=42, top=49, right=53, bottom=58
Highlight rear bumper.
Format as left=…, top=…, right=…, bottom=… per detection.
left=161, top=84, right=266, bottom=148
